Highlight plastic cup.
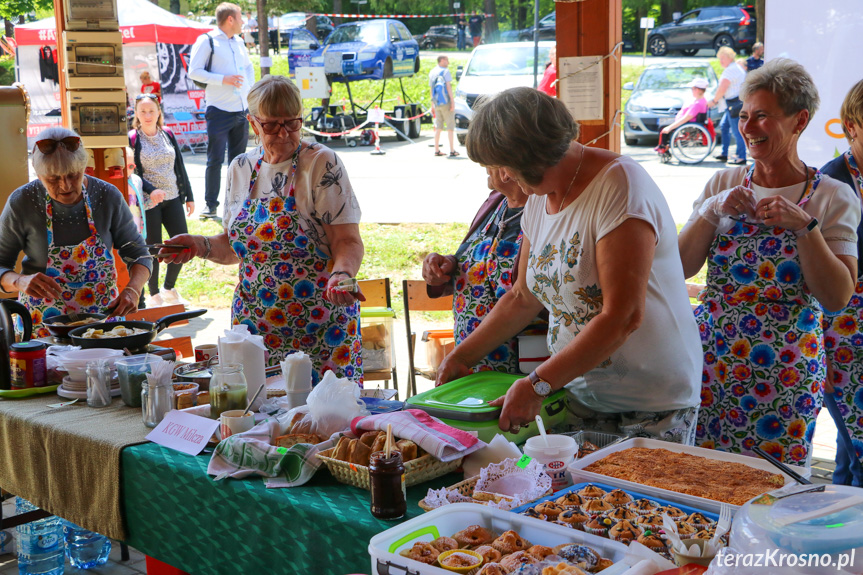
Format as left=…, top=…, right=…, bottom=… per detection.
left=116, top=355, right=161, bottom=408
left=219, top=410, right=255, bottom=439
left=523, top=434, right=578, bottom=491
left=672, top=538, right=716, bottom=567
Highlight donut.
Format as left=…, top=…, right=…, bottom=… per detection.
left=453, top=524, right=496, bottom=548
left=431, top=536, right=459, bottom=552
left=474, top=545, right=503, bottom=563
left=492, top=530, right=531, bottom=554
left=402, top=542, right=439, bottom=565
left=552, top=544, right=600, bottom=571
left=527, top=545, right=555, bottom=560
left=500, top=550, right=539, bottom=572
left=477, top=563, right=508, bottom=575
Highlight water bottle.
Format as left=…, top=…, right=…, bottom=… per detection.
left=62, top=522, right=110, bottom=569
left=14, top=497, right=65, bottom=575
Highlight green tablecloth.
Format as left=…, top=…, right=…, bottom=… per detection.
left=122, top=443, right=458, bottom=575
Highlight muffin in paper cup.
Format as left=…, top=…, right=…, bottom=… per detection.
left=683, top=512, right=713, bottom=531
left=628, top=498, right=660, bottom=515
left=577, top=484, right=607, bottom=501
left=584, top=516, right=615, bottom=537
left=608, top=520, right=642, bottom=543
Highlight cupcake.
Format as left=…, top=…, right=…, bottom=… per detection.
left=558, top=509, right=590, bottom=530
left=628, top=498, right=660, bottom=515
left=691, top=528, right=714, bottom=541
left=608, top=520, right=642, bottom=543
left=577, top=484, right=607, bottom=500
left=683, top=512, right=713, bottom=530
left=534, top=501, right=565, bottom=520
left=581, top=499, right=614, bottom=516
left=606, top=507, right=638, bottom=522
left=584, top=516, right=615, bottom=537
left=674, top=521, right=697, bottom=537
left=635, top=514, right=664, bottom=532
left=657, top=505, right=686, bottom=519
left=523, top=507, right=548, bottom=522
left=637, top=533, right=668, bottom=553
left=603, top=489, right=633, bottom=508
left=551, top=520, right=575, bottom=530
left=555, top=492, right=585, bottom=508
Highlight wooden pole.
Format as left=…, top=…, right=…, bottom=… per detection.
left=556, top=0, right=621, bottom=153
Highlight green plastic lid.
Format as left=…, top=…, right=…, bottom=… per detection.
left=360, top=307, right=395, bottom=318
left=406, top=372, right=564, bottom=422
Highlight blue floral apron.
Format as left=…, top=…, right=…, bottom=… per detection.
left=20, top=187, right=119, bottom=338
left=823, top=149, right=863, bottom=483
left=453, top=199, right=523, bottom=373
left=228, top=147, right=362, bottom=385
left=695, top=166, right=824, bottom=466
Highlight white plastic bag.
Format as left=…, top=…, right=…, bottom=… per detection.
left=275, top=371, right=369, bottom=439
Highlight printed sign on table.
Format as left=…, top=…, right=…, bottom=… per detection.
left=146, top=410, right=219, bottom=456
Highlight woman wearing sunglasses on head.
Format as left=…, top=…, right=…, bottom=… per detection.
left=0, top=127, right=151, bottom=337
left=130, top=94, right=195, bottom=307
left=161, top=76, right=365, bottom=384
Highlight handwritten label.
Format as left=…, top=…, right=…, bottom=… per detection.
left=146, top=410, right=219, bottom=456
left=368, top=107, right=386, bottom=124
left=516, top=454, right=532, bottom=469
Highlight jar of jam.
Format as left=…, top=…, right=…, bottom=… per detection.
left=10, top=341, right=47, bottom=389
left=369, top=450, right=406, bottom=520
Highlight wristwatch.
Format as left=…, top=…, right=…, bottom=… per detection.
left=794, top=217, right=818, bottom=238
left=528, top=370, right=553, bottom=397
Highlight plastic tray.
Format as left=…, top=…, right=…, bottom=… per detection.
left=511, top=481, right=721, bottom=521
left=567, top=437, right=807, bottom=514
left=368, top=502, right=631, bottom=575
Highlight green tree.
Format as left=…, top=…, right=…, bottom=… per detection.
left=1, top=0, right=51, bottom=37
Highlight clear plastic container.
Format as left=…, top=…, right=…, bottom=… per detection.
left=141, top=380, right=174, bottom=428
left=360, top=307, right=396, bottom=372
left=209, top=364, right=247, bottom=420
left=15, top=497, right=64, bottom=575
left=116, top=354, right=161, bottom=408
left=85, top=361, right=112, bottom=408
left=423, top=329, right=455, bottom=372
left=62, top=521, right=110, bottom=569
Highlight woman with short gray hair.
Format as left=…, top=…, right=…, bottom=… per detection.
left=679, top=58, right=860, bottom=466
left=160, top=75, right=365, bottom=383
left=438, top=87, right=702, bottom=443
left=0, top=126, right=151, bottom=336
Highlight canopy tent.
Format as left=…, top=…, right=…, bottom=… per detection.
left=15, top=0, right=213, bottom=147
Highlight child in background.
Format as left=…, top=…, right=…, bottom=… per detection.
left=140, top=70, right=161, bottom=102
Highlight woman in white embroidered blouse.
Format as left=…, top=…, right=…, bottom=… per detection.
left=437, top=87, right=701, bottom=442
left=159, top=76, right=365, bottom=383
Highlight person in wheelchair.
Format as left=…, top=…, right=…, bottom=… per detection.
left=655, top=78, right=709, bottom=156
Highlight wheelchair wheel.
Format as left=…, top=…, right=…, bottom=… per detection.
left=671, top=123, right=714, bottom=164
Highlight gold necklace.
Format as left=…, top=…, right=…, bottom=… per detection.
left=552, top=144, right=585, bottom=213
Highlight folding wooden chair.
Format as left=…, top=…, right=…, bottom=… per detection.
left=357, top=278, right=398, bottom=391
left=402, top=280, right=453, bottom=398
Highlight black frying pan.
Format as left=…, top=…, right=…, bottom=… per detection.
left=67, top=310, right=207, bottom=350
left=43, top=313, right=108, bottom=340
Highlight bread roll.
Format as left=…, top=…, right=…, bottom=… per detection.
left=360, top=430, right=382, bottom=448
left=275, top=434, right=321, bottom=448
left=333, top=436, right=351, bottom=461
left=197, top=391, right=210, bottom=405
left=289, top=411, right=305, bottom=430
left=371, top=432, right=387, bottom=454
left=290, top=417, right=313, bottom=436
left=395, top=439, right=418, bottom=462
left=348, top=438, right=372, bottom=466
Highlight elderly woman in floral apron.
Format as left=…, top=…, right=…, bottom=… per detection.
left=0, top=127, right=151, bottom=336
left=820, top=78, right=863, bottom=484
left=161, top=76, right=364, bottom=385
left=679, top=59, right=861, bottom=466
left=423, top=167, right=544, bottom=374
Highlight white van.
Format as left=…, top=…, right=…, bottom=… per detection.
left=453, top=41, right=555, bottom=144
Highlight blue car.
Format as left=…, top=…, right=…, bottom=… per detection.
left=311, top=19, right=419, bottom=81
left=283, top=28, right=320, bottom=76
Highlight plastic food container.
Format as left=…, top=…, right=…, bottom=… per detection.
left=524, top=434, right=579, bottom=491
left=406, top=372, right=567, bottom=445
left=563, top=430, right=627, bottom=459
left=423, top=329, right=455, bottom=373
left=368, top=502, right=629, bottom=575
left=116, top=354, right=162, bottom=408
left=360, top=307, right=396, bottom=372
left=58, top=348, right=124, bottom=382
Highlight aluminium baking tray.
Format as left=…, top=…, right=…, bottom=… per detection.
left=567, top=437, right=808, bottom=514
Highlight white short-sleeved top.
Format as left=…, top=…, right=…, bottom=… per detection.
left=686, top=166, right=860, bottom=257
left=720, top=62, right=745, bottom=100
left=223, top=143, right=362, bottom=258
left=522, top=156, right=702, bottom=413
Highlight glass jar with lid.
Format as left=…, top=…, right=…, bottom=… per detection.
left=209, top=364, right=247, bottom=419
left=141, top=380, right=173, bottom=428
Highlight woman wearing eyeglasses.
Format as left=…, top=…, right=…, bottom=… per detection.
left=161, top=75, right=364, bottom=384
left=0, top=127, right=151, bottom=336
left=130, top=94, right=195, bottom=307
left=679, top=59, right=861, bottom=466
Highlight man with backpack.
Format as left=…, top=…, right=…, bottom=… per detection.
left=429, top=55, right=458, bottom=157
left=188, top=2, right=254, bottom=220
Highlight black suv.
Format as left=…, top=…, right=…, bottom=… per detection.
left=518, top=11, right=555, bottom=41
left=415, top=25, right=458, bottom=49
left=647, top=5, right=756, bottom=56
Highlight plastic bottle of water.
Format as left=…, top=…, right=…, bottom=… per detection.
left=61, top=522, right=110, bottom=570
left=14, top=497, right=65, bottom=575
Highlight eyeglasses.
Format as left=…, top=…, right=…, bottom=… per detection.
left=252, top=116, right=303, bottom=134
left=35, top=137, right=81, bottom=155
left=135, top=94, right=159, bottom=101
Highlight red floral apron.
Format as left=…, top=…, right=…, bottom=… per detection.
left=453, top=199, right=523, bottom=373
left=228, top=147, right=362, bottom=385
left=20, top=187, right=119, bottom=338
left=822, top=149, right=863, bottom=482
left=695, top=166, right=824, bottom=466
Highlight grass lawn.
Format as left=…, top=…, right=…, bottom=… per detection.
left=0, top=56, right=15, bottom=86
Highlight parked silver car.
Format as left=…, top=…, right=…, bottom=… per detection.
left=623, top=63, right=721, bottom=145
